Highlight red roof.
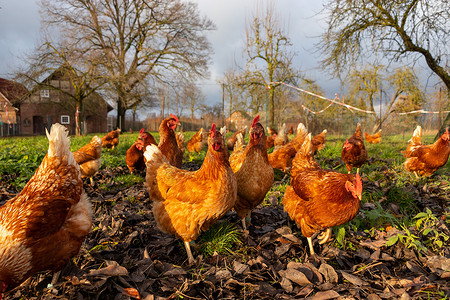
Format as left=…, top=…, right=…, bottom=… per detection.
left=0, top=78, right=29, bottom=104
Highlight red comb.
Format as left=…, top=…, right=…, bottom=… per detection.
left=139, top=128, right=144, bottom=134
left=211, top=123, right=216, bottom=132
left=169, top=114, right=179, bottom=123
left=252, top=115, right=260, bottom=128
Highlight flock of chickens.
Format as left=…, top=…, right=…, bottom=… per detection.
left=0, top=113, right=449, bottom=297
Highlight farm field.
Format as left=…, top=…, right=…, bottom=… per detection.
left=0, top=130, right=449, bottom=299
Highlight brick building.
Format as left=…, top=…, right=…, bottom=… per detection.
left=19, top=70, right=112, bottom=135
left=0, top=78, right=27, bottom=136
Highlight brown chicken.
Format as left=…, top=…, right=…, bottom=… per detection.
left=229, top=116, right=274, bottom=230
left=126, top=139, right=145, bottom=174
left=158, top=114, right=183, bottom=168
left=139, top=128, right=157, bottom=147
left=288, top=125, right=294, bottom=135
left=268, top=123, right=308, bottom=172
left=144, top=123, right=237, bottom=264
left=364, top=129, right=382, bottom=144
left=227, top=126, right=247, bottom=151
left=101, top=128, right=121, bottom=150
left=266, top=134, right=276, bottom=149
left=274, top=123, right=289, bottom=148
left=72, top=136, right=102, bottom=185
left=267, top=127, right=278, bottom=136
left=311, top=129, right=327, bottom=155
left=0, top=124, right=92, bottom=296
left=403, top=126, right=450, bottom=177
left=283, top=133, right=363, bottom=255
left=341, top=123, right=368, bottom=174
left=187, top=128, right=208, bottom=153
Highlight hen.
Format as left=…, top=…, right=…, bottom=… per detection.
left=0, top=124, right=92, bottom=296
left=229, top=116, right=274, bottom=230
left=158, top=114, right=183, bottom=168
left=341, top=123, right=368, bottom=174
left=266, top=134, right=276, bottom=149
left=268, top=123, right=308, bottom=172
left=144, top=124, right=237, bottom=264
left=227, top=126, right=247, bottom=151
left=403, top=126, right=450, bottom=177
left=267, top=127, right=278, bottom=136
left=311, top=129, right=327, bottom=155
left=72, top=136, right=102, bottom=185
left=274, top=123, right=289, bottom=148
left=283, top=133, right=362, bottom=255
left=187, top=128, right=207, bottom=153
left=139, top=128, right=157, bottom=147
left=101, top=128, right=121, bottom=150
left=364, top=129, right=382, bottom=144
left=126, top=139, right=145, bottom=174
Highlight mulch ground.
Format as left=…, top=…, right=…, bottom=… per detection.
left=1, top=164, right=449, bottom=300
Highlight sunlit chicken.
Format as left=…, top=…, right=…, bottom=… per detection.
left=274, top=123, right=289, bottom=148
left=364, top=129, right=382, bottom=144
left=227, top=126, right=247, bottom=151
left=341, top=123, right=367, bottom=174
left=126, top=139, right=145, bottom=174
left=229, top=116, right=274, bottom=230
left=187, top=128, right=207, bottom=153
left=101, top=128, right=121, bottom=150
left=139, top=128, right=157, bottom=147
left=0, top=123, right=92, bottom=296
left=144, top=124, right=237, bottom=264
left=311, top=129, right=327, bottom=155
left=158, top=114, right=183, bottom=168
left=283, top=134, right=362, bottom=255
left=403, top=126, right=450, bottom=177
left=72, top=136, right=102, bottom=185
left=176, top=132, right=186, bottom=157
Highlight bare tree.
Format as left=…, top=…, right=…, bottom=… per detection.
left=41, top=0, right=215, bottom=130
left=16, top=39, right=106, bottom=135
left=345, top=64, right=425, bottom=131
left=318, top=0, right=449, bottom=134
left=243, top=1, right=302, bottom=127
left=181, top=83, right=205, bottom=125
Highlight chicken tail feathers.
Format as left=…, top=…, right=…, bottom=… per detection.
left=409, top=125, right=422, bottom=145
left=46, top=123, right=77, bottom=167
left=144, top=144, right=168, bottom=168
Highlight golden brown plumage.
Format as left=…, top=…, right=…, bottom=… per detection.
left=274, top=123, right=289, bottom=148
left=73, top=136, right=102, bottom=185
left=364, top=129, right=382, bottom=144
left=126, top=140, right=145, bottom=174
left=139, top=128, right=157, bottom=147
left=101, top=128, right=121, bottom=150
left=144, top=123, right=237, bottom=264
left=176, top=132, right=186, bottom=156
left=227, top=126, right=247, bottom=151
left=229, top=116, right=274, bottom=230
left=311, top=129, right=327, bottom=155
left=283, top=133, right=362, bottom=255
left=341, top=123, right=368, bottom=174
left=158, top=114, right=183, bottom=168
left=268, top=123, right=308, bottom=172
left=403, top=126, right=450, bottom=177
left=187, top=128, right=207, bottom=153
left=0, top=124, right=92, bottom=294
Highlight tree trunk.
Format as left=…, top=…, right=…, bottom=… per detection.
left=116, top=98, right=126, bottom=131
left=269, top=88, right=275, bottom=127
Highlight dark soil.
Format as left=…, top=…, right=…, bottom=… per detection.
left=1, top=165, right=449, bottom=300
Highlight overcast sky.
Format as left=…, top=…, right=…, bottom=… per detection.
left=0, top=0, right=339, bottom=107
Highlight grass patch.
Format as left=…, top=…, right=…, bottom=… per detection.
left=197, top=221, right=242, bottom=257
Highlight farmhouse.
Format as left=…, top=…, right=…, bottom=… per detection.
left=0, top=78, right=27, bottom=136
left=19, top=69, right=112, bottom=135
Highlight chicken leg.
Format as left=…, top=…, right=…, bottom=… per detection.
left=184, top=241, right=195, bottom=264
left=307, top=237, right=315, bottom=255
left=241, top=211, right=251, bottom=231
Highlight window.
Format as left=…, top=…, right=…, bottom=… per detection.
left=61, top=115, right=70, bottom=124
left=40, top=89, right=50, bottom=98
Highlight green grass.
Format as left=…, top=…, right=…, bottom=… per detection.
left=197, top=221, right=242, bottom=257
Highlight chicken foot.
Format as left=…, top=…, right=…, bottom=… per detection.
left=184, top=241, right=195, bottom=264
left=307, top=237, right=315, bottom=255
